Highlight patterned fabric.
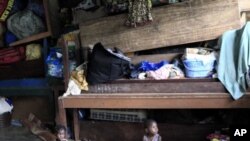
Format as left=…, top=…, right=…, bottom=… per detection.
left=125, top=0, right=153, bottom=27
left=0, top=0, right=14, bottom=21
left=105, top=0, right=128, bottom=14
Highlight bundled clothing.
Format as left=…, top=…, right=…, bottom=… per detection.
left=146, top=64, right=184, bottom=80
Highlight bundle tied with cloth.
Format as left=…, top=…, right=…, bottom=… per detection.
left=63, top=63, right=88, bottom=97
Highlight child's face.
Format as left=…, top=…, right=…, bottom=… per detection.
left=148, top=122, right=158, bottom=135
left=57, top=129, right=66, bottom=140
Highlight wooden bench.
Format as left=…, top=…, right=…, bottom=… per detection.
left=58, top=79, right=250, bottom=141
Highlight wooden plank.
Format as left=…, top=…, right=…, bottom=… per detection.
left=131, top=53, right=181, bottom=64
left=0, top=58, right=44, bottom=80
left=73, top=109, right=80, bottom=141
left=60, top=93, right=250, bottom=109
left=239, top=0, right=250, bottom=12
left=241, top=12, right=247, bottom=26
left=80, top=0, right=241, bottom=53
left=62, top=38, right=70, bottom=90
left=247, top=11, right=250, bottom=21
left=43, top=0, right=52, bottom=34
left=47, top=0, right=61, bottom=37
left=87, top=81, right=226, bottom=93
left=58, top=98, right=67, bottom=129
left=9, top=32, right=51, bottom=47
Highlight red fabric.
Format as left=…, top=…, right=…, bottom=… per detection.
left=0, top=47, right=25, bottom=64
left=0, top=0, right=8, bottom=15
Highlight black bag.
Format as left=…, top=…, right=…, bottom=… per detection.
left=87, top=43, right=131, bottom=84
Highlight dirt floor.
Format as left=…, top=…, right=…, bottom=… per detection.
left=0, top=126, right=41, bottom=141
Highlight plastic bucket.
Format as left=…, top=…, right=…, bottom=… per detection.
left=0, top=112, right=11, bottom=128
left=183, top=59, right=215, bottom=78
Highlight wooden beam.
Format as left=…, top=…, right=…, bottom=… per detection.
left=87, top=80, right=226, bottom=93
left=80, top=0, right=241, bottom=53
left=131, top=53, right=181, bottom=64
left=239, top=0, right=250, bottom=12
left=9, top=32, right=51, bottom=47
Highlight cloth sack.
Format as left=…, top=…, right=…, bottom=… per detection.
left=7, top=10, right=45, bottom=39
left=26, top=44, right=42, bottom=61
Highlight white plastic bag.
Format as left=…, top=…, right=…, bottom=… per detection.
left=0, top=97, right=13, bottom=114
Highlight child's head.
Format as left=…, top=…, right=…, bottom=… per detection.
left=144, top=119, right=159, bottom=136
left=55, top=125, right=67, bottom=141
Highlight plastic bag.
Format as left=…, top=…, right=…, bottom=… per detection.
left=46, top=48, right=63, bottom=78
left=138, top=60, right=169, bottom=71
left=0, top=97, right=13, bottom=115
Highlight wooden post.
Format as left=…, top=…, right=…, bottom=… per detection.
left=73, top=109, right=80, bottom=141
left=58, top=97, right=67, bottom=129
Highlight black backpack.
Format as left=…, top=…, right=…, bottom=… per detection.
left=87, top=43, right=131, bottom=84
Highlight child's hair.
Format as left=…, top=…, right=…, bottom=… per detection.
left=55, top=124, right=66, bottom=133
left=144, top=119, right=157, bottom=129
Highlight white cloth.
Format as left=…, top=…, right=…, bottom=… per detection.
left=63, top=80, right=81, bottom=97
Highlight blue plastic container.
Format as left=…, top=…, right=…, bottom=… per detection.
left=183, top=59, right=215, bottom=78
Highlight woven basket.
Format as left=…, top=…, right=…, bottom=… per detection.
left=0, top=112, right=11, bottom=128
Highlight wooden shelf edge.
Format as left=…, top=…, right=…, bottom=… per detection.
left=9, top=31, right=51, bottom=47
left=241, top=8, right=250, bottom=12
left=59, top=94, right=250, bottom=109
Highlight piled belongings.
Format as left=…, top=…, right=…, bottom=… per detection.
left=104, top=0, right=128, bottom=15
left=64, top=63, right=88, bottom=96
left=7, top=10, right=45, bottom=40
left=130, top=60, right=184, bottom=80
left=206, top=130, right=230, bottom=141
left=0, top=0, right=46, bottom=42
left=87, top=42, right=131, bottom=84
left=73, top=0, right=99, bottom=11
left=182, top=48, right=216, bottom=78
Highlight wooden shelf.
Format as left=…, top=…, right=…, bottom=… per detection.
left=60, top=79, right=250, bottom=109
left=0, top=58, right=45, bottom=80
left=9, top=31, right=51, bottom=46
left=60, top=92, right=250, bottom=109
